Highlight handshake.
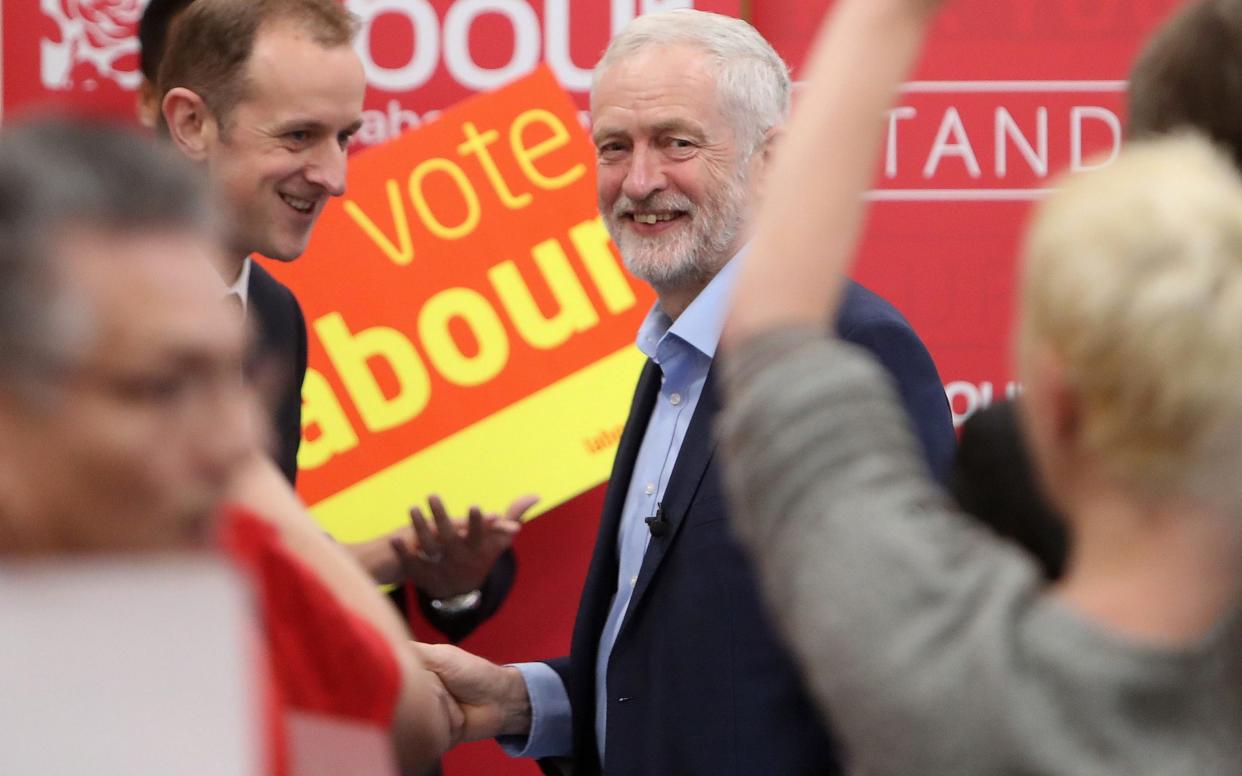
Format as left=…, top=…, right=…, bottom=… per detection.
left=414, top=641, right=535, bottom=747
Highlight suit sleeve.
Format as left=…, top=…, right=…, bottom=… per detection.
left=840, top=316, right=956, bottom=483
left=289, top=293, right=308, bottom=483
left=243, top=263, right=307, bottom=486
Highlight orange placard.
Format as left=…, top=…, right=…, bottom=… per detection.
left=267, top=66, right=653, bottom=542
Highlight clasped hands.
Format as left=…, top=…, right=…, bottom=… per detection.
left=414, top=640, right=534, bottom=746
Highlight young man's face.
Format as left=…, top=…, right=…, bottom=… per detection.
left=0, top=227, right=254, bottom=554
left=206, top=22, right=365, bottom=262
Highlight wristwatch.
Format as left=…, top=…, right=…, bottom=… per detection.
left=428, top=588, right=483, bottom=615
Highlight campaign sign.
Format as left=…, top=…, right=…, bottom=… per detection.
left=267, top=66, right=653, bottom=542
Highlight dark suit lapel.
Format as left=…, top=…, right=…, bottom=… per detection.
left=566, top=358, right=662, bottom=766
left=618, top=366, right=720, bottom=634
left=595, top=358, right=663, bottom=560
left=568, top=360, right=661, bottom=684
left=246, top=262, right=284, bottom=356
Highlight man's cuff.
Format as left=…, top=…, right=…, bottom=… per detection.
left=497, top=662, right=572, bottom=759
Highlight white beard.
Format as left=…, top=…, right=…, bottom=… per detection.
left=603, top=168, right=750, bottom=291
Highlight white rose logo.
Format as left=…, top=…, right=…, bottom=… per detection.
left=40, top=0, right=147, bottom=91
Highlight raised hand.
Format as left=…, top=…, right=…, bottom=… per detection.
left=391, top=494, right=538, bottom=599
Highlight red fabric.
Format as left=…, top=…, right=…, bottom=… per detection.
left=217, top=506, right=401, bottom=774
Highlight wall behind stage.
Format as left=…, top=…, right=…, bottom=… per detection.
left=761, top=0, right=1186, bottom=429
left=0, top=1, right=1190, bottom=773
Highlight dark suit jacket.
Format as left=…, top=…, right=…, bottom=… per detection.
left=543, top=280, right=956, bottom=776
left=384, top=550, right=517, bottom=643
left=247, top=260, right=308, bottom=486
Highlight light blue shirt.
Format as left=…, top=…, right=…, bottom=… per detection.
left=503, top=255, right=742, bottom=763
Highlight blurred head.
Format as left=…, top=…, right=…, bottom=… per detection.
left=1127, top=0, right=1242, bottom=172
left=136, top=0, right=197, bottom=129
left=590, top=10, right=790, bottom=294
left=0, top=119, right=254, bottom=556
left=158, top=0, right=365, bottom=262
left=1017, top=135, right=1242, bottom=516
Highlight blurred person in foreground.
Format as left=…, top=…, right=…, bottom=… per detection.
left=717, top=0, right=1242, bottom=774
left=0, top=118, right=459, bottom=775
left=149, top=0, right=528, bottom=634
left=952, top=0, right=1242, bottom=582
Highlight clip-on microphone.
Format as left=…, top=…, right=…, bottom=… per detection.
left=644, top=504, right=669, bottom=538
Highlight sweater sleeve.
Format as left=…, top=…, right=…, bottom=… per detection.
left=717, top=327, right=1043, bottom=775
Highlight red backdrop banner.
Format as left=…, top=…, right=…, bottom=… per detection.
left=0, top=1, right=1194, bottom=772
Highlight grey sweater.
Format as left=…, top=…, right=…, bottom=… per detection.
left=717, top=327, right=1242, bottom=776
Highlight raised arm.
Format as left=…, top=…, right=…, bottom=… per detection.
left=226, top=454, right=460, bottom=774
left=714, top=2, right=1050, bottom=773
left=724, top=0, right=943, bottom=344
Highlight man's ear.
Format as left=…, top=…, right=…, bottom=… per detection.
left=162, top=87, right=218, bottom=161
left=757, top=125, right=782, bottom=167
left=749, top=126, right=783, bottom=202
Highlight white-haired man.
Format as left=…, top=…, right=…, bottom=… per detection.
left=417, top=11, right=956, bottom=775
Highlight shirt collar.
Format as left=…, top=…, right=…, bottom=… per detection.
left=224, top=257, right=253, bottom=312
left=635, top=246, right=745, bottom=362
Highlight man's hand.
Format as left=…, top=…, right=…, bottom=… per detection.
left=390, top=494, right=538, bottom=599
left=425, top=667, right=467, bottom=747
left=412, top=642, right=533, bottom=743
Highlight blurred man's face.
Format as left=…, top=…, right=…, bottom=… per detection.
left=0, top=227, right=254, bottom=554
left=591, top=44, right=753, bottom=291
left=205, top=22, right=365, bottom=261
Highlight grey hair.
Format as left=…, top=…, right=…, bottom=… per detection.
left=0, top=117, right=216, bottom=385
left=592, top=9, right=791, bottom=155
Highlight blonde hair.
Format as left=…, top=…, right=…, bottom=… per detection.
left=1020, top=134, right=1242, bottom=507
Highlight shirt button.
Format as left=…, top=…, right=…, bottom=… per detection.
left=645, top=483, right=656, bottom=495
left=669, top=393, right=682, bottom=406
left=630, top=576, right=638, bottom=587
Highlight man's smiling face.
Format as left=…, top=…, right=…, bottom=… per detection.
left=205, top=21, right=365, bottom=262
left=591, top=44, right=754, bottom=292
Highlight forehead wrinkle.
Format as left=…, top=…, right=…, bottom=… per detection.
left=238, top=26, right=362, bottom=127
left=650, top=117, right=707, bottom=137
left=592, top=100, right=713, bottom=134
left=593, top=60, right=730, bottom=145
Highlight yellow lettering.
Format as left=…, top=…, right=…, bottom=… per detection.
left=343, top=180, right=414, bottom=266
left=488, top=239, right=599, bottom=350
left=315, top=312, right=431, bottom=432
left=458, top=121, right=533, bottom=210
left=298, top=368, right=360, bottom=470
left=418, top=289, right=510, bottom=386
left=511, top=109, right=585, bottom=190
left=570, top=217, right=636, bottom=314
left=409, top=158, right=481, bottom=241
